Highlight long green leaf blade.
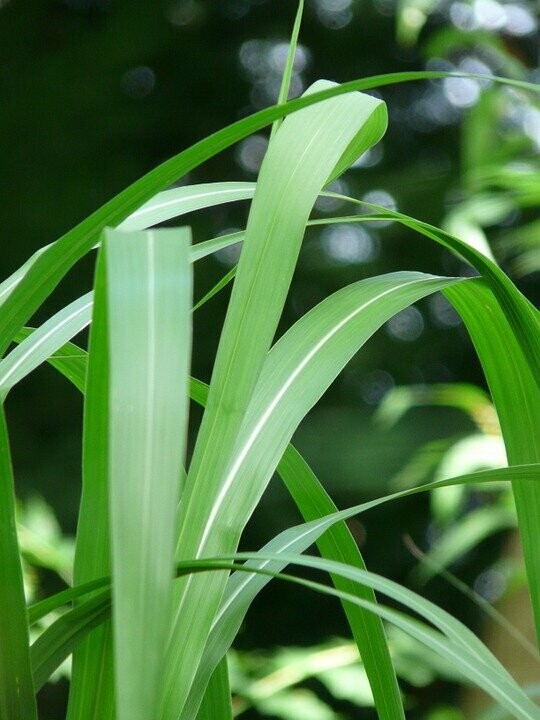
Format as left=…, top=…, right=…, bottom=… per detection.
left=118, top=182, right=255, bottom=232
left=270, top=0, right=304, bottom=139
left=30, top=533, right=540, bottom=720
left=0, top=407, right=37, bottom=720
left=1, top=71, right=534, bottom=357
left=0, top=293, right=92, bottom=402
left=182, top=385, right=404, bottom=720
left=67, top=249, right=114, bottom=720
left=104, top=227, right=192, bottom=720
left=445, top=279, right=540, bottom=645
left=163, top=82, right=387, bottom=720
left=27, top=464, right=540, bottom=688
left=194, top=659, right=233, bottom=720
left=179, top=274, right=460, bottom=718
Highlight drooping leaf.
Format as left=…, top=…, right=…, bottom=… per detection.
left=0, top=71, right=536, bottom=358
left=162, top=82, right=388, bottom=720
left=27, top=462, right=540, bottom=689
left=445, top=279, right=540, bottom=645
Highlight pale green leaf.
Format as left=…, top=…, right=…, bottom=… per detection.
left=104, top=227, right=192, bottom=720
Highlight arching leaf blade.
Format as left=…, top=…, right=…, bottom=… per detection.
left=163, top=83, right=387, bottom=720
left=445, top=279, right=540, bottom=646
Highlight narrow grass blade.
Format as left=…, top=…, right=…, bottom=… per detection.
left=412, top=505, right=516, bottom=584
left=193, top=267, right=236, bottom=312
left=13, top=331, right=88, bottom=393
left=163, top=83, right=387, bottom=719
left=191, top=274, right=461, bottom=565
left=31, top=542, right=540, bottom=720
left=312, top=200, right=540, bottom=383
left=270, top=0, right=304, bottom=140
left=276, top=445, right=403, bottom=719
left=223, top=555, right=540, bottom=720
left=26, top=463, right=540, bottom=687
left=7, top=196, right=536, bottom=399
left=5, top=233, right=240, bottom=396
left=0, top=407, right=38, bottom=720
left=109, top=177, right=540, bottom=385
left=182, top=379, right=403, bottom=720
left=0, top=293, right=92, bottom=401
left=405, top=538, right=540, bottom=661
left=118, top=182, right=255, bottom=232
left=183, top=450, right=403, bottom=720
left=1, top=71, right=533, bottom=358
left=31, top=590, right=110, bottom=693
left=0, top=243, right=52, bottom=306
left=67, top=250, right=114, bottom=720
left=445, top=279, right=540, bottom=645
left=28, top=576, right=109, bottom=626
left=104, top=227, right=192, bottom=720
left=106, top=181, right=540, bottom=390
left=174, top=274, right=460, bottom=720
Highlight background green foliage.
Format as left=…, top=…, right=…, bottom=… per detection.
left=1, top=1, right=538, bottom=718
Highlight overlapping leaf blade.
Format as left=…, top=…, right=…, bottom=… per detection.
left=67, top=249, right=114, bottom=720
left=0, top=293, right=92, bottom=402
left=27, top=454, right=540, bottom=707
left=194, top=659, right=233, bottom=720
left=178, top=273, right=461, bottom=716
left=445, top=279, right=540, bottom=644
left=118, top=182, right=254, bottom=232
left=27, top=482, right=540, bottom=720
left=161, top=81, right=388, bottom=719
left=0, top=408, right=37, bottom=720
left=0, top=71, right=536, bottom=359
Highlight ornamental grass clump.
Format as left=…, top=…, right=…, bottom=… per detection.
left=0, top=3, right=539, bottom=718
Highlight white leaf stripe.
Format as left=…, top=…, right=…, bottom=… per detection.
left=195, top=277, right=434, bottom=557
left=0, top=293, right=93, bottom=398
left=119, top=183, right=255, bottom=230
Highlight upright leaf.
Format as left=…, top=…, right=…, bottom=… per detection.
left=0, top=408, right=37, bottom=720
left=195, top=658, right=233, bottom=720
left=161, top=82, right=387, bottom=719
left=105, top=228, right=192, bottom=720
left=67, top=251, right=114, bottom=720
left=270, top=0, right=305, bottom=139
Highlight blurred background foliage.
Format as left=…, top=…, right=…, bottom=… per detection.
left=1, top=0, right=539, bottom=717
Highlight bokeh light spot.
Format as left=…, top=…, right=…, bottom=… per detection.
left=443, top=77, right=481, bottom=108
left=473, top=568, right=506, bottom=601
left=236, top=134, right=268, bottom=174
left=504, top=4, right=537, bottom=35
left=360, top=369, right=395, bottom=405
left=386, top=306, right=425, bottom=342
left=166, top=0, right=205, bottom=27
left=214, top=235, right=243, bottom=266
left=321, top=224, right=378, bottom=264
left=315, top=179, right=349, bottom=212
left=429, top=294, right=462, bottom=328
left=121, top=66, right=156, bottom=99
left=360, top=189, right=397, bottom=227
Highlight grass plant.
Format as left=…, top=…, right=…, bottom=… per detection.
left=0, top=3, right=539, bottom=718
